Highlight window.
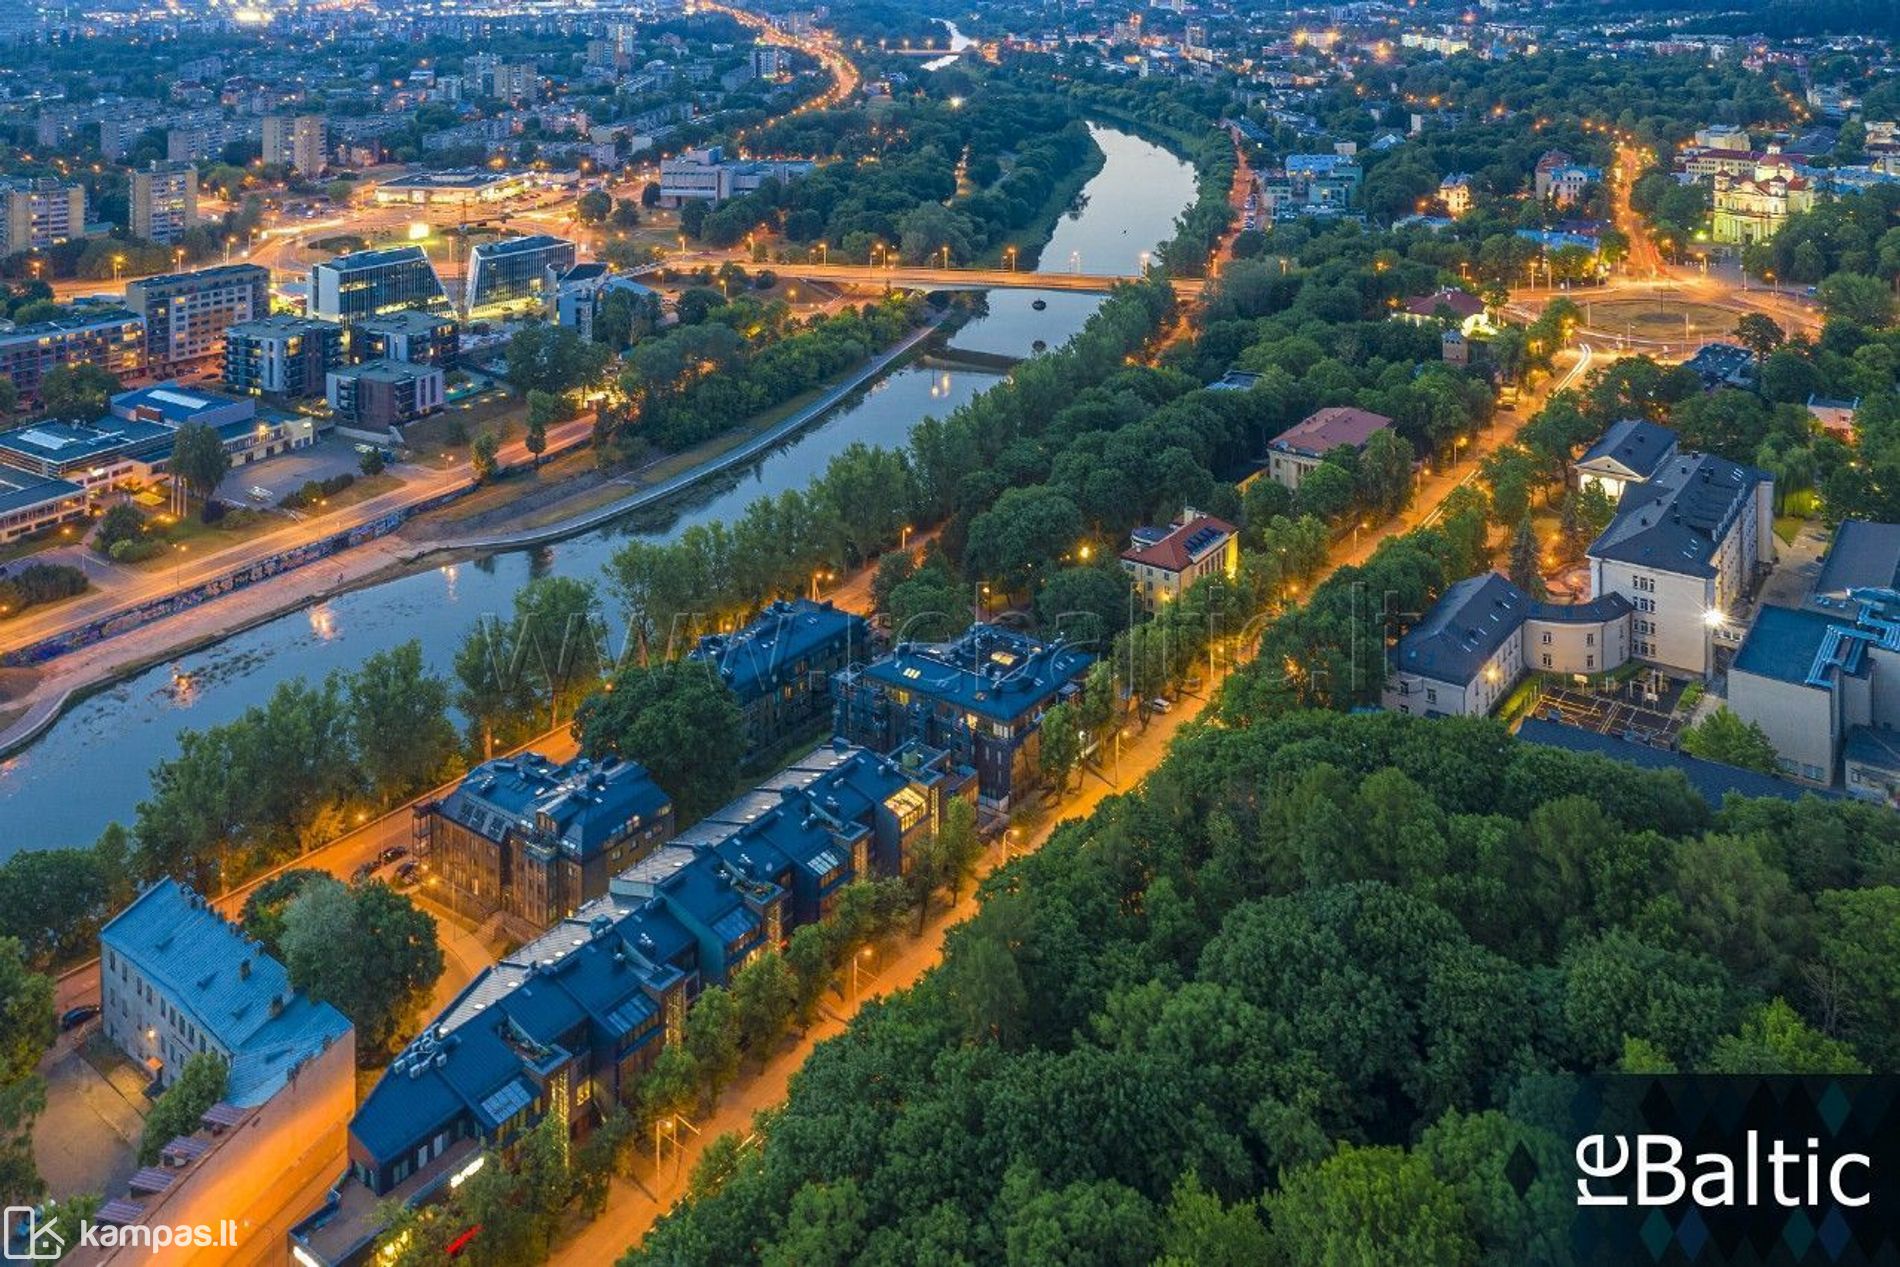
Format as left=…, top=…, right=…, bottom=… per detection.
left=1425, top=688, right=1438, bottom=704
left=1585, top=632, right=1595, bottom=646
left=1541, top=631, right=1552, bottom=644
left=1541, top=654, right=1552, bottom=669
left=1586, top=655, right=1595, bottom=669
left=1631, top=575, right=1655, bottom=592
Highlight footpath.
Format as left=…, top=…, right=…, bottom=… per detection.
left=0, top=318, right=945, bottom=760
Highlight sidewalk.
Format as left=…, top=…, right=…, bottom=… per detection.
left=0, top=321, right=945, bottom=761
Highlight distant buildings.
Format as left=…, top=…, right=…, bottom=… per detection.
left=325, top=358, right=446, bottom=431
left=1438, top=172, right=1473, bottom=216
left=1586, top=452, right=1774, bottom=676
left=422, top=752, right=675, bottom=928
left=262, top=113, right=327, bottom=175
left=1712, top=168, right=1817, bottom=245
left=125, top=263, right=270, bottom=371
left=100, top=879, right=353, bottom=1259
left=1396, top=287, right=1487, bottom=335
left=224, top=314, right=352, bottom=398
left=0, top=177, right=85, bottom=252
left=465, top=234, right=575, bottom=311
left=833, top=623, right=1092, bottom=814
left=1266, top=406, right=1392, bottom=492
left=1532, top=149, right=1601, bottom=206
left=129, top=160, right=199, bottom=245
left=370, top=169, right=537, bottom=208
left=1257, top=153, right=1361, bottom=218
left=1121, top=509, right=1238, bottom=610
left=658, top=146, right=815, bottom=205
left=687, top=598, right=871, bottom=757
left=0, top=307, right=144, bottom=405
left=309, top=246, right=448, bottom=321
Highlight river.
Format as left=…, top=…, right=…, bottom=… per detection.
left=0, top=126, right=1197, bottom=853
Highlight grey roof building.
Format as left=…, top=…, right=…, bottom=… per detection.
left=1574, top=419, right=1678, bottom=498
left=100, top=879, right=353, bottom=1107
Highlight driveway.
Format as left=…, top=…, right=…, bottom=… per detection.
left=34, top=1039, right=144, bottom=1200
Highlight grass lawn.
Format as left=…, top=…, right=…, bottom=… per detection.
left=1773, top=514, right=1806, bottom=546
left=122, top=504, right=278, bottom=569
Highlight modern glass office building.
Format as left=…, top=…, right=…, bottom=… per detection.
left=309, top=246, right=448, bottom=321
left=465, top=234, right=575, bottom=311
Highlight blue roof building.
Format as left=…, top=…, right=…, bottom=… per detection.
left=688, top=599, right=871, bottom=757
left=424, top=752, right=675, bottom=929
left=338, top=739, right=968, bottom=1234
left=833, top=623, right=1092, bottom=814
left=100, top=879, right=353, bottom=1107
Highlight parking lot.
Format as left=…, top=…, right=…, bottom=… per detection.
left=215, top=435, right=383, bottom=506
left=1529, top=676, right=1685, bottom=746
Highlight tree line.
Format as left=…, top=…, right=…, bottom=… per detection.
left=626, top=706, right=1900, bottom=1265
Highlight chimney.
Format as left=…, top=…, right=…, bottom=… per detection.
left=238, top=958, right=251, bottom=981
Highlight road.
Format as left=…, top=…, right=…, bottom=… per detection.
left=1504, top=141, right=1822, bottom=353
left=542, top=337, right=1596, bottom=1264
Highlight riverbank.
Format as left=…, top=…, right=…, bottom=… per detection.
left=0, top=316, right=950, bottom=764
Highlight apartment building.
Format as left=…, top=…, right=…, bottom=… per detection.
left=129, top=160, right=199, bottom=244
left=125, top=263, right=269, bottom=371
left=686, top=598, right=871, bottom=757
left=422, top=752, right=675, bottom=928
left=547, top=263, right=660, bottom=342
left=833, top=623, right=1093, bottom=813
left=0, top=177, right=86, bottom=252
left=355, top=308, right=459, bottom=367
left=325, top=358, right=446, bottom=430
left=223, top=313, right=351, bottom=397
left=262, top=113, right=328, bottom=175
left=0, top=308, right=144, bottom=405
left=0, top=469, right=88, bottom=544
left=309, top=742, right=968, bottom=1265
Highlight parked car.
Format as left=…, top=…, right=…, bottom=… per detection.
left=378, top=845, right=409, bottom=867
left=1148, top=697, right=1173, bottom=714
left=395, top=860, right=421, bottom=887
left=59, top=1005, right=99, bottom=1032
left=350, top=862, right=375, bottom=885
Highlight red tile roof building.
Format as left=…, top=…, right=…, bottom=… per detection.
left=1267, top=406, right=1393, bottom=490
left=1120, top=509, right=1239, bottom=609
